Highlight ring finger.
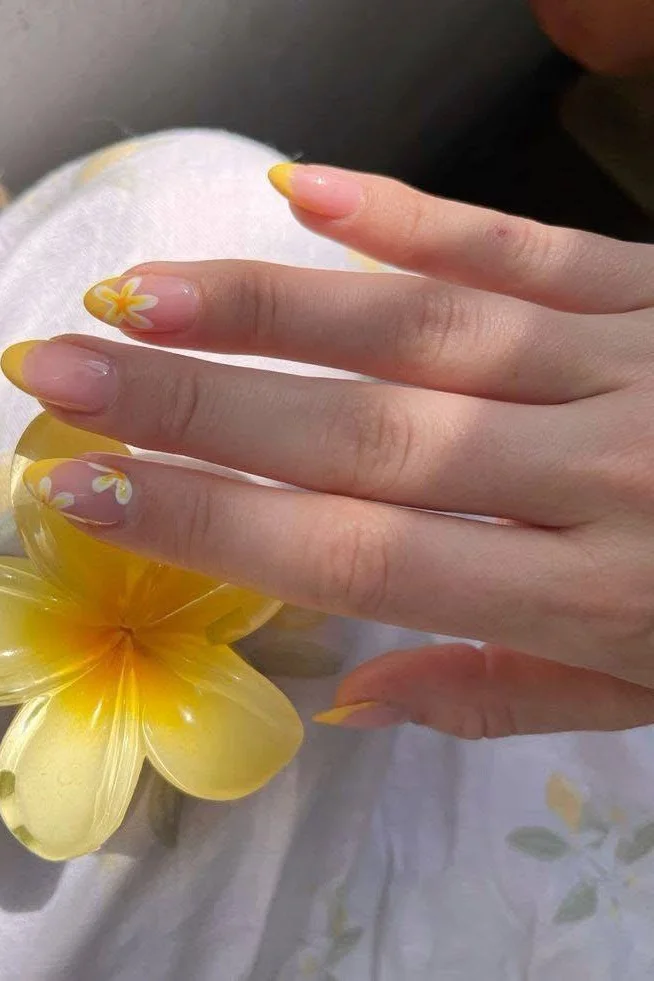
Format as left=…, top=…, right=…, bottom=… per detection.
left=4, top=334, right=597, bottom=526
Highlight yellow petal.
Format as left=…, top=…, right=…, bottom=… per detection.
left=0, top=556, right=109, bottom=704
left=0, top=652, right=143, bottom=860
left=133, top=564, right=281, bottom=641
left=139, top=641, right=303, bottom=800
left=11, top=413, right=150, bottom=619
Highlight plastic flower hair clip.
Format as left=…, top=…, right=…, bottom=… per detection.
left=0, top=413, right=303, bottom=860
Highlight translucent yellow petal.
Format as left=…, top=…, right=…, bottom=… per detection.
left=131, top=564, right=281, bottom=641
left=0, top=556, right=109, bottom=704
left=0, top=652, right=143, bottom=860
left=10, top=413, right=150, bottom=619
left=139, top=642, right=303, bottom=800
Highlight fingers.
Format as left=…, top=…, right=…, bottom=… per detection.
left=23, top=454, right=578, bottom=655
left=6, top=336, right=601, bottom=527
left=268, top=164, right=654, bottom=314
left=83, top=263, right=653, bottom=404
left=316, top=644, right=654, bottom=736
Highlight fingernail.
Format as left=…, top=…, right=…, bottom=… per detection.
left=313, top=701, right=409, bottom=729
left=84, top=274, right=200, bottom=332
left=268, top=164, right=364, bottom=219
left=1, top=340, right=116, bottom=412
left=24, top=459, right=133, bottom=527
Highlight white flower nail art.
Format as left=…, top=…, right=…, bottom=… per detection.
left=29, top=476, right=75, bottom=511
left=89, top=464, right=133, bottom=506
left=92, top=276, right=159, bottom=330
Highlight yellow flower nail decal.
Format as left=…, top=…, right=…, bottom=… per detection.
left=89, top=464, right=133, bottom=505
left=89, top=276, right=159, bottom=330
left=0, top=413, right=301, bottom=860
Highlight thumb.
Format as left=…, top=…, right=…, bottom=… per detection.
left=314, top=644, right=654, bottom=737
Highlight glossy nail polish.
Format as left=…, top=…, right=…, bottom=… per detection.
left=268, top=164, right=364, bottom=219
left=2, top=340, right=117, bottom=412
left=84, top=274, right=200, bottom=332
left=24, top=459, right=133, bottom=526
left=313, top=701, right=409, bottom=729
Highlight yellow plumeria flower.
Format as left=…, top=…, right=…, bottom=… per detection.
left=89, top=276, right=159, bottom=330
left=0, top=413, right=302, bottom=861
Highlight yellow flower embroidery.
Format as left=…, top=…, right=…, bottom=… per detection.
left=0, top=413, right=300, bottom=860
left=92, top=276, right=158, bottom=330
left=546, top=773, right=584, bottom=833
left=89, top=463, right=132, bottom=505
left=27, top=476, right=75, bottom=512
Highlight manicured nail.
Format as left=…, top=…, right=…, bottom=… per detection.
left=268, top=164, right=364, bottom=219
left=24, top=459, right=133, bottom=527
left=313, top=701, right=409, bottom=729
left=1, top=340, right=116, bottom=412
left=84, top=274, right=200, bottom=332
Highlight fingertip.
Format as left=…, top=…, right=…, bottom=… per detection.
left=268, top=163, right=364, bottom=219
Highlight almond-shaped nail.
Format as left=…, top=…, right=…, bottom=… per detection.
left=84, top=274, right=200, bottom=332
left=268, top=164, right=364, bottom=219
left=313, top=701, right=409, bottom=729
left=24, top=459, right=133, bottom=527
left=1, top=340, right=117, bottom=412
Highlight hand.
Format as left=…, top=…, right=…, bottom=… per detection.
left=4, top=163, right=654, bottom=737
left=530, top=0, right=654, bottom=74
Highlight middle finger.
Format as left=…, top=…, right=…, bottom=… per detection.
left=83, top=262, right=649, bottom=404
left=5, top=335, right=596, bottom=527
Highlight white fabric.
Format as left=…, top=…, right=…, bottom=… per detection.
left=0, top=130, right=653, bottom=981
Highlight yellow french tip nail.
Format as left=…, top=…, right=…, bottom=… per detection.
left=267, top=163, right=296, bottom=201
left=83, top=277, right=121, bottom=322
left=23, top=458, right=68, bottom=490
left=1, top=340, right=41, bottom=391
left=312, top=701, right=385, bottom=726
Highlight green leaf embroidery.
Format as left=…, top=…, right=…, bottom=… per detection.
left=507, top=827, right=570, bottom=860
left=327, top=927, right=364, bottom=966
left=148, top=775, right=184, bottom=848
left=615, top=822, right=654, bottom=864
left=554, top=881, right=598, bottom=924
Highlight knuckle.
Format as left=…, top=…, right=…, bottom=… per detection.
left=395, top=284, right=471, bottom=371
left=235, top=262, right=285, bottom=351
left=326, top=391, right=418, bottom=497
left=572, top=399, right=654, bottom=518
left=310, top=505, right=395, bottom=617
left=489, top=217, right=557, bottom=280
left=174, top=482, right=216, bottom=568
left=395, top=194, right=435, bottom=266
left=158, top=370, right=204, bottom=445
left=556, top=541, right=654, bottom=672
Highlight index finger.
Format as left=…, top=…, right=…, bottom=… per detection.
left=269, top=163, right=654, bottom=314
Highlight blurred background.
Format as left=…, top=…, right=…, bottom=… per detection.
left=1, top=0, right=651, bottom=241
